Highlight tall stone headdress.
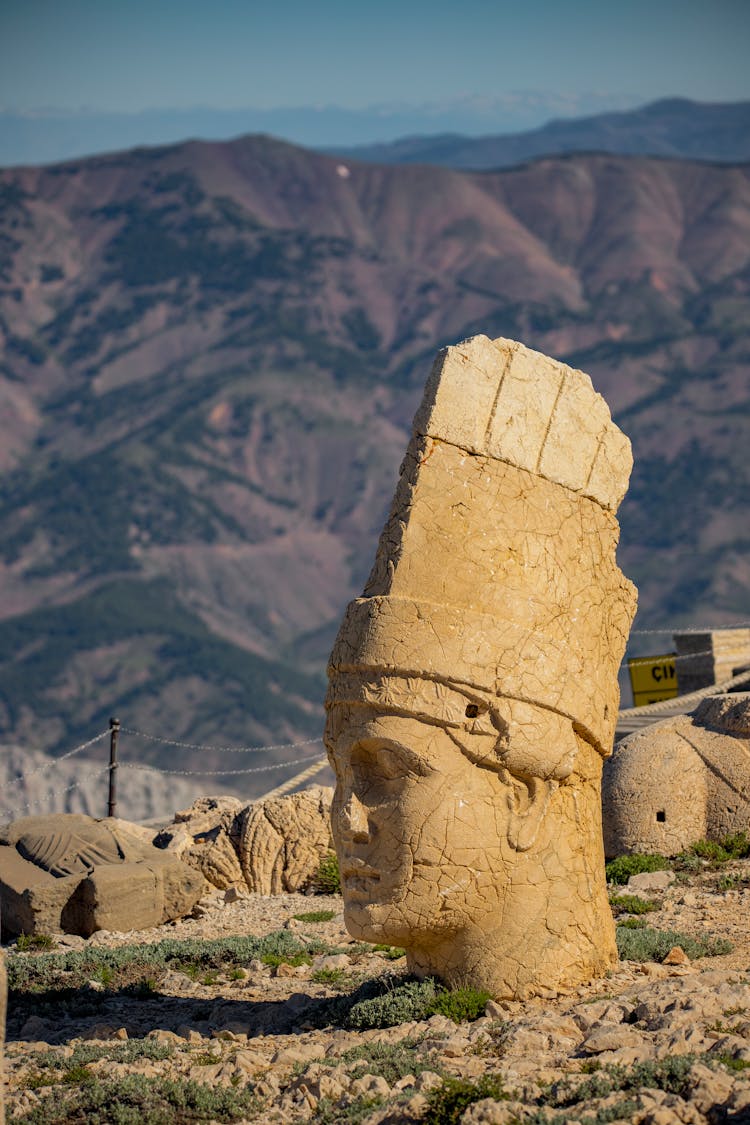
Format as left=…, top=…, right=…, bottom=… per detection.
left=327, top=335, right=637, bottom=761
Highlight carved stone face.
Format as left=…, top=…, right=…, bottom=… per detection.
left=325, top=701, right=515, bottom=948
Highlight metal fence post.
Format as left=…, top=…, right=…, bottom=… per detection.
left=107, top=717, right=120, bottom=818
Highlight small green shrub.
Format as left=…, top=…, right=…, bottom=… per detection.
left=714, top=1055, right=750, bottom=1072
left=25, top=1041, right=173, bottom=1071
left=261, top=951, right=311, bottom=969
left=689, top=832, right=750, bottom=864
left=16, top=933, right=54, bottom=951
left=545, top=1055, right=697, bottom=1106
left=371, top=943, right=406, bottom=960
left=192, top=1051, right=222, bottom=1066
left=717, top=871, right=748, bottom=891
left=311, top=967, right=350, bottom=986
left=430, top=986, right=491, bottom=1023
left=609, top=894, right=658, bottom=916
left=339, top=1038, right=439, bottom=1085
left=675, top=852, right=704, bottom=875
left=344, top=977, right=490, bottom=1029
left=92, top=966, right=115, bottom=987
left=691, top=839, right=729, bottom=862
left=708, top=1020, right=744, bottom=1035
left=293, top=910, right=337, bottom=923
left=346, top=978, right=438, bottom=1029
left=21, top=1071, right=59, bottom=1090
left=616, top=925, right=732, bottom=962
left=425, top=1074, right=508, bottom=1124
left=62, top=1064, right=96, bottom=1086
left=8, top=1073, right=259, bottom=1124
left=605, top=853, right=669, bottom=885
left=8, top=930, right=326, bottom=994
left=315, top=851, right=341, bottom=894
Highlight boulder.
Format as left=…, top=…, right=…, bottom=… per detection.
left=603, top=692, right=750, bottom=856
left=236, top=786, right=334, bottom=894
left=155, top=790, right=334, bottom=895
left=0, top=813, right=203, bottom=938
left=155, top=796, right=245, bottom=890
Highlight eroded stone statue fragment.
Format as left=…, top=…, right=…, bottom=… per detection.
left=0, top=813, right=203, bottom=938
left=325, top=335, right=637, bottom=999
left=603, top=693, right=750, bottom=857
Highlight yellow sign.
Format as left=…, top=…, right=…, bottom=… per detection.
left=627, top=652, right=678, bottom=707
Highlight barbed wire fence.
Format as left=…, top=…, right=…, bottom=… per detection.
left=2, top=619, right=749, bottom=824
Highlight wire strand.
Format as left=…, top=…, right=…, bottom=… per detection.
left=120, top=751, right=324, bottom=777
left=12, top=730, right=110, bottom=781
left=1, top=768, right=111, bottom=822
left=119, top=727, right=323, bottom=754
left=630, top=620, right=750, bottom=635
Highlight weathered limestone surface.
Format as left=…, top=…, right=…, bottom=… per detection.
left=0, top=814, right=203, bottom=938
left=603, top=692, right=750, bottom=857
left=325, top=335, right=637, bottom=1000
left=237, top=786, right=334, bottom=894
left=155, top=796, right=246, bottom=890
left=155, top=790, right=334, bottom=895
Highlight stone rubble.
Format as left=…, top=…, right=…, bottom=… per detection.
left=2, top=859, right=750, bottom=1123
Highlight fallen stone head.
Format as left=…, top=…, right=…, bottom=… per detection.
left=603, top=692, right=750, bottom=857
left=0, top=813, right=204, bottom=938
left=325, top=335, right=637, bottom=1000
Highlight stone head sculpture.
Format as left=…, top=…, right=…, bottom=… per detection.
left=603, top=692, right=750, bottom=858
left=325, top=336, right=637, bottom=999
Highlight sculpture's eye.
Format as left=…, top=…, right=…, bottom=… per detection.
left=465, top=704, right=479, bottom=718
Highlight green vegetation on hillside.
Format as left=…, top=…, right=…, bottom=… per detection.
left=0, top=578, right=324, bottom=757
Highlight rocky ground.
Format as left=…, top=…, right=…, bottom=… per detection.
left=3, top=859, right=750, bottom=1124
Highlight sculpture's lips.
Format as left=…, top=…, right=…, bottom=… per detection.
left=342, top=863, right=380, bottom=895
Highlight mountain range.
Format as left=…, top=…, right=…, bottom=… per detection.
left=326, top=98, right=750, bottom=169
left=0, top=91, right=637, bottom=169
left=0, top=127, right=748, bottom=793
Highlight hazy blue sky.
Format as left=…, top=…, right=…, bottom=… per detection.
left=2, top=0, right=749, bottom=113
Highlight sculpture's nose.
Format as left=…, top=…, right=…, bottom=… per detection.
left=339, top=789, right=370, bottom=843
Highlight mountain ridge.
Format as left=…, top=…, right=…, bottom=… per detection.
left=323, top=97, right=750, bottom=169
left=0, top=135, right=748, bottom=780
left=0, top=91, right=641, bottom=168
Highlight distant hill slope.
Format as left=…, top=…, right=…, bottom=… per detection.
left=324, top=98, right=750, bottom=168
left=0, top=136, right=748, bottom=774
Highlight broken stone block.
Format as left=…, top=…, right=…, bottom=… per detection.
left=236, top=786, right=333, bottom=894
left=155, top=795, right=245, bottom=890
left=155, top=789, right=334, bottom=894
left=0, top=813, right=203, bottom=938
left=674, top=628, right=750, bottom=694
left=325, top=334, right=637, bottom=1000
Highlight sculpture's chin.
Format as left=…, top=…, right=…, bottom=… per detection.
left=342, top=899, right=407, bottom=945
